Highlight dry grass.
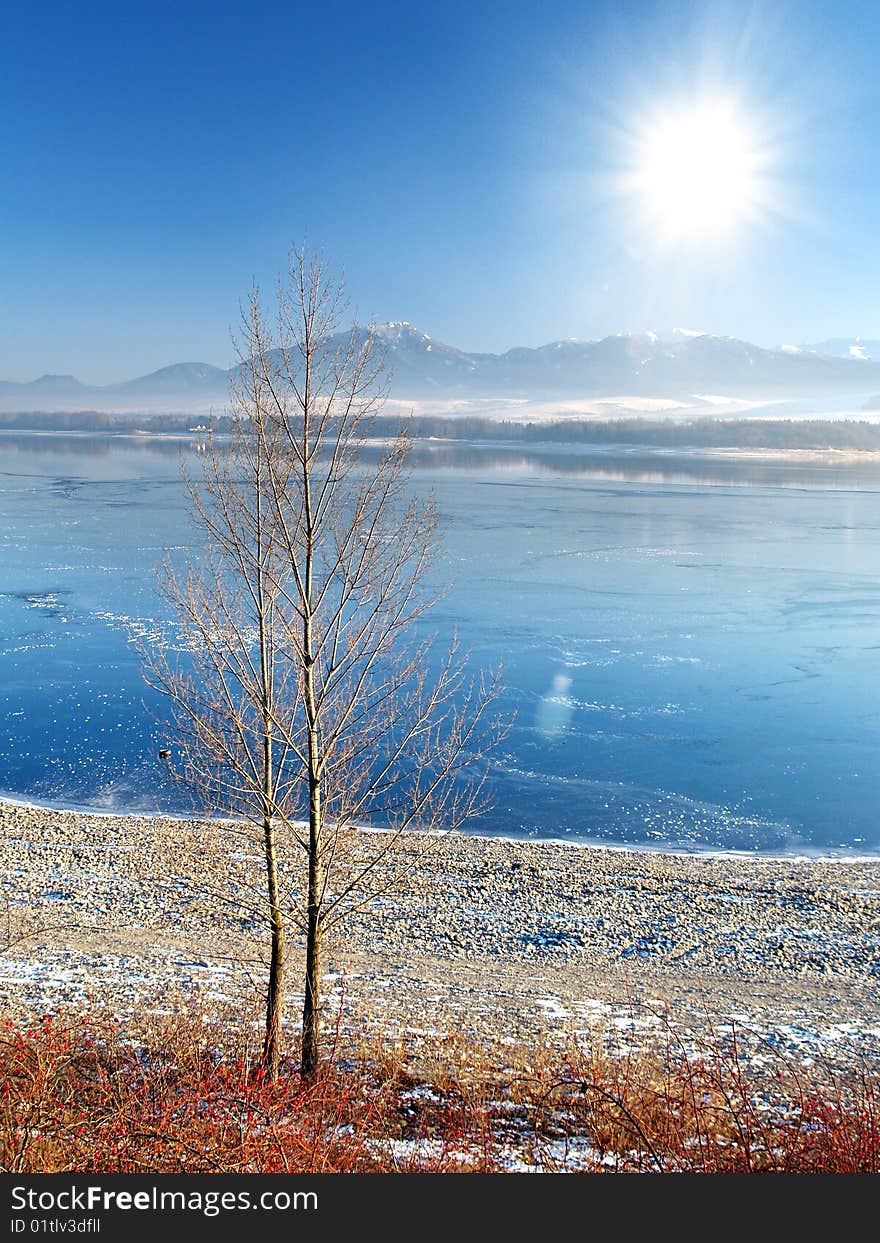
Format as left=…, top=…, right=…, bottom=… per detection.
left=0, top=1011, right=876, bottom=1173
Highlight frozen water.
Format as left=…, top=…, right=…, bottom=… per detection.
left=3, top=431, right=880, bottom=853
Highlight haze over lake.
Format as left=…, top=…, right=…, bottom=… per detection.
left=3, top=430, right=880, bottom=855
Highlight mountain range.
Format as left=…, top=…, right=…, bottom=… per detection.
left=2, top=326, right=879, bottom=414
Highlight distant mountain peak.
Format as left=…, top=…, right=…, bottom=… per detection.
left=118, top=361, right=229, bottom=391
left=34, top=373, right=85, bottom=387
left=370, top=320, right=424, bottom=338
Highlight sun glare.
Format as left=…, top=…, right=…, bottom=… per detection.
left=624, top=97, right=771, bottom=243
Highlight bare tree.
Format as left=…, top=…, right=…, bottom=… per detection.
left=146, top=246, right=500, bottom=1077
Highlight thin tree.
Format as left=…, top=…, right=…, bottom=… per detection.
left=146, top=246, right=500, bottom=1078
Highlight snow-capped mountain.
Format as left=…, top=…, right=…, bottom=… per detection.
left=3, top=326, right=880, bottom=412
left=803, top=339, right=880, bottom=362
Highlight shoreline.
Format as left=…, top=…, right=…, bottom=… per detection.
left=2, top=793, right=877, bottom=865
left=2, top=798, right=879, bottom=1071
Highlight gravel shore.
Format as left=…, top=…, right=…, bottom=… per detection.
left=2, top=799, right=879, bottom=1068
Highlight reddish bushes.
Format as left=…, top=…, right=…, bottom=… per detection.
left=0, top=1014, right=876, bottom=1173
left=523, top=1036, right=880, bottom=1172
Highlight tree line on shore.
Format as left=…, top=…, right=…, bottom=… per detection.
left=6, top=407, right=880, bottom=450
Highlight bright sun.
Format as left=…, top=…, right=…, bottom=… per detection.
left=625, top=98, right=769, bottom=242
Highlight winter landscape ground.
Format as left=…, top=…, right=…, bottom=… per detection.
left=2, top=798, right=879, bottom=1171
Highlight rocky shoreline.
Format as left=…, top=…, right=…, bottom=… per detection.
left=2, top=799, right=879, bottom=1068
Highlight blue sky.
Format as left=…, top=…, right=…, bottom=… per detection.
left=1, top=0, right=878, bottom=381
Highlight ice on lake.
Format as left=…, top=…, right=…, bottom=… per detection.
left=2, top=431, right=880, bottom=854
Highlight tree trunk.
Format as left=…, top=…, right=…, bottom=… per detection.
left=262, top=811, right=285, bottom=1080
left=300, top=767, right=322, bottom=1077
left=300, top=383, right=322, bottom=1079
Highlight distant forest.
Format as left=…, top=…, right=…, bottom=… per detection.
left=5, top=408, right=880, bottom=450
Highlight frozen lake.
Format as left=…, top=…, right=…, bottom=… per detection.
left=3, top=430, right=880, bottom=854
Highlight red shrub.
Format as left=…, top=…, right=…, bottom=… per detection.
left=0, top=1014, right=876, bottom=1173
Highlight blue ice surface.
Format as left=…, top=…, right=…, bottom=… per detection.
left=2, top=429, right=880, bottom=855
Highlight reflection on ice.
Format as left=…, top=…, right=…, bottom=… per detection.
left=534, top=673, right=574, bottom=737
